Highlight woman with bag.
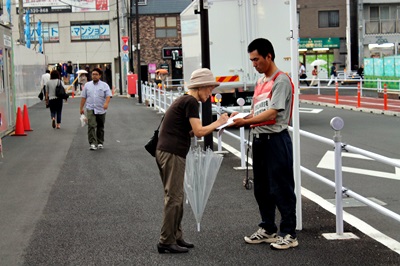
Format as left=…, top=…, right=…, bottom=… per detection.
left=45, top=70, right=65, bottom=129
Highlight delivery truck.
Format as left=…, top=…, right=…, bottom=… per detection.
left=180, top=0, right=292, bottom=106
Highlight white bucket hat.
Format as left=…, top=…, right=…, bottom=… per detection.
left=187, top=68, right=220, bottom=89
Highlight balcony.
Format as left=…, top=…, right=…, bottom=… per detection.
left=364, top=19, right=400, bottom=35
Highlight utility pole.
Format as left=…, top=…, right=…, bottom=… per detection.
left=346, top=0, right=351, bottom=73
left=116, top=0, right=123, bottom=95
left=18, top=0, right=25, bottom=45
left=199, top=0, right=213, bottom=150
left=135, top=0, right=142, bottom=103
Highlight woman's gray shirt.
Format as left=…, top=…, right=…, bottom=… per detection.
left=46, top=79, right=65, bottom=100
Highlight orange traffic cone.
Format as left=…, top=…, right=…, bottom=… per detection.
left=12, top=107, right=27, bottom=136
left=23, top=104, right=33, bottom=131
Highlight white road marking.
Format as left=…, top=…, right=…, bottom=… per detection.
left=302, top=187, right=400, bottom=255
left=214, top=139, right=400, bottom=254
left=317, top=151, right=400, bottom=180
left=299, top=107, right=324, bottom=113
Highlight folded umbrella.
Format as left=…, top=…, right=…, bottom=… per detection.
left=184, top=147, right=223, bottom=231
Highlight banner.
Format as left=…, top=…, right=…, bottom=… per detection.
left=16, top=0, right=109, bottom=14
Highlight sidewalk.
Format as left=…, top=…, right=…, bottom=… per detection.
left=0, top=97, right=399, bottom=265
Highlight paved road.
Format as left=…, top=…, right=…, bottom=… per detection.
left=0, top=97, right=399, bottom=265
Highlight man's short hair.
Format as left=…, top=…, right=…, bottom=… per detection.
left=92, top=68, right=102, bottom=76
left=247, top=38, right=275, bottom=62
left=46, top=70, right=50, bottom=73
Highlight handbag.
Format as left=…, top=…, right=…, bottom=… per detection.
left=38, top=91, right=43, bottom=100
left=55, top=80, right=68, bottom=99
left=144, top=116, right=164, bottom=157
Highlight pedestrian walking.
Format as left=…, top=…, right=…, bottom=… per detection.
left=231, top=38, right=298, bottom=250
left=310, top=65, right=318, bottom=86
left=299, top=62, right=309, bottom=86
left=45, top=70, right=65, bottom=129
left=155, top=68, right=228, bottom=254
left=79, top=68, right=112, bottom=150
left=327, top=62, right=338, bottom=86
left=40, top=69, right=50, bottom=98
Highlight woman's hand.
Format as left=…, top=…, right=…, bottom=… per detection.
left=217, top=113, right=229, bottom=126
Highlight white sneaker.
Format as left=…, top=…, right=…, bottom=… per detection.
left=244, top=228, right=277, bottom=244
left=98, top=144, right=103, bottom=149
left=90, top=144, right=97, bottom=150
left=270, top=234, right=298, bottom=250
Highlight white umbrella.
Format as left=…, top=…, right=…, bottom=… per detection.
left=310, top=59, right=327, bottom=66
left=184, top=147, right=223, bottom=231
left=76, top=69, right=88, bottom=74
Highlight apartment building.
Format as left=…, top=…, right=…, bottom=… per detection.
left=360, top=0, right=400, bottom=58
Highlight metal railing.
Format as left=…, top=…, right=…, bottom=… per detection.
left=299, top=77, right=400, bottom=94
left=364, top=19, right=400, bottom=35
left=141, top=81, right=400, bottom=237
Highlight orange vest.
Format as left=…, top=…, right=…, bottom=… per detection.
left=251, top=71, right=294, bottom=128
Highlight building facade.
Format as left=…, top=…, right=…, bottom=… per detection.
left=297, top=0, right=355, bottom=77
left=130, top=0, right=191, bottom=84
left=360, top=0, right=400, bottom=59
left=298, top=0, right=400, bottom=77
left=8, top=0, right=119, bottom=89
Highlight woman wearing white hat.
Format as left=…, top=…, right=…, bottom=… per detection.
left=155, top=68, right=228, bottom=254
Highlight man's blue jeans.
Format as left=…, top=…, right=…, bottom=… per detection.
left=252, top=130, right=297, bottom=237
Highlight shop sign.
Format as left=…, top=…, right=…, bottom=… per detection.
left=299, top=38, right=340, bottom=49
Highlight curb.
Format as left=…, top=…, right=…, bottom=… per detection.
left=300, top=100, right=399, bottom=117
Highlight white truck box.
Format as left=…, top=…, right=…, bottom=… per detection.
left=181, top=0, right=291, bottom=90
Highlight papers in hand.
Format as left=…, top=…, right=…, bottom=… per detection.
left=217, top=113, right=249, bottom=130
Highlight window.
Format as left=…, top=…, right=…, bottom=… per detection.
left=138, top=0, right=147, bottom=5
left=70, top=21, right=110, bottom=41
left=155, top=16, right=177, bottom=38
left=319, top=11, right=339, bottom=28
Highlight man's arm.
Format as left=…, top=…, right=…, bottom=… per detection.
left=80, top=98, right=86, bottom=114
left=103, top=96, right=111, bottom=110
left=231, top=109, right=278, bottom=128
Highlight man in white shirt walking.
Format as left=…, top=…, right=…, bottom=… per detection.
left=40, top=70, right=50, bottom=95
left=79, top=68, right=112, bottom=150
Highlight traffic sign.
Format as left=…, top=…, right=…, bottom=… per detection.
left=121, top=36, right=129, bottom=44
left=122, top=44, right=129, bottom=53
left=122, top=53, right=129, bottom=62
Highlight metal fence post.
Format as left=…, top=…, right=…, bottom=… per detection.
left=238, top=98, right=246, bottom=169
left=331, top=117, right=345, bottom=235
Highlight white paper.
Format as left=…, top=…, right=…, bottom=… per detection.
left=217, top=113, right=249, bottom=130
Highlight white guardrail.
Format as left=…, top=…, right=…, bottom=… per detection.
left=141, top=80, right=400, bottom=236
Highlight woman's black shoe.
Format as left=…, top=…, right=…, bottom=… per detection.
left=157, top=243, right=188, bottom=253
left=177, top=239, right=194, bottom=248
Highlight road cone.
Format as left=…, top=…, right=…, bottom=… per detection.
left=12, top=107, right=27, bottom=136
left=23, top=104, right=33, bottom=131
